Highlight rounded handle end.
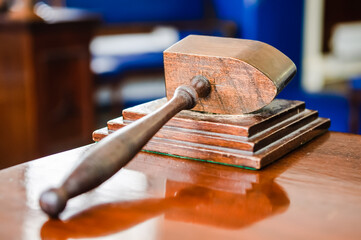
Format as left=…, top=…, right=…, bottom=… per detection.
left=39, top=188, right=68, bottom=218
left=191, top=75, right=211, bottom=98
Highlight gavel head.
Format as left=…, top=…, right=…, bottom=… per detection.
left=164, top=35, right=296, bottom=114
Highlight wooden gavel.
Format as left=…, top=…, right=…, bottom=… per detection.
left=39, top=35, right=296, bottom=218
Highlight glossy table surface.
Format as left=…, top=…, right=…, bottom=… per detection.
left=0, top=131, right=360, bottom=239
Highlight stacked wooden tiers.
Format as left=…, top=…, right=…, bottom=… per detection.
left=93, top=98, right=330, bottom=170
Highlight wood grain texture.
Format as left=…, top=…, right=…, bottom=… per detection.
left=164, top=35, right=296, bottom=114
left=38, top=77, right=211, bottom=217
left=0, top=13, right=98, bottom=169
left=94, top=117, right=330, bottom=169
left=1, top=132, right=361, bottom=239
left=98, top=109, right=318, bottom=153
left=93, top=98, right=330, bottom=169
left=118, top=98, right=306, bottom=137
left=39, top=36, right=297, bottom=217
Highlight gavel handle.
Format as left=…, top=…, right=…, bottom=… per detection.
left=39, top=76, right=210, bottom=218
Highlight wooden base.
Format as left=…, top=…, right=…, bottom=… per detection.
left=93, top=98, right=330, bottom=169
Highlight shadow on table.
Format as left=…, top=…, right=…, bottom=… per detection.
left=40, top=179, right=289, bottom=239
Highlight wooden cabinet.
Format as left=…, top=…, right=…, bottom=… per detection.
left=0, top=14, right=99, bottom=168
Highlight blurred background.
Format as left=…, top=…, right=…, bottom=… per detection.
left=1, top=0, right=361, bottom=168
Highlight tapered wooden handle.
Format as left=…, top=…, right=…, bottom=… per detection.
left=39, top=76, right=210, bottom=218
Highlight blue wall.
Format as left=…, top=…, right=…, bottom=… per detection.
left=66, top=0, right=350, bottom=132
left=66, top=0, right=205, bottom=23
left=214, top=0, right=304, bottom=94
left=213, top=0, right=349, bottom=132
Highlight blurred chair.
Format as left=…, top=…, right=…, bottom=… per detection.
left=330, top=22, right=361, bottom=134
left=64, top=0, right=236, bottom=111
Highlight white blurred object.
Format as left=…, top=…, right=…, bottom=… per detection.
left=90, top=26, right=179, bottom=56
left=303, top=0, right=361, bottom=92
left=119, top=77, right=166, bottom=102
left=323, top=54, right=361, bottom=80
left=94, top=76, right=166, bottom=107
left=34, top=2, right=94, bottom=23
left=302, top=0, right=325, bottom=92
left=330, top=21, right=361, bottom=60
left=323, top=21, right=361, bottom=82
left=91, top=56, right=119, bottom=74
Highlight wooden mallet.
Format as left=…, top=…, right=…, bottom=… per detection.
left=39, top=35, right=296, bottom=218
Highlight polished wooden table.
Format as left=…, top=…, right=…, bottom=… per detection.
left=0, top=131, right=360, bottom=239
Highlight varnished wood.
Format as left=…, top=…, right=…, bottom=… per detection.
left=0, top=132, right=361, bottom=239
left=0, top=11, right=98, bottom=169
left=95, top=118, right=329, bottom=169
left=114, top=98, right=307, bottom=137
left=39, top=76, right=211, bottom=217
left=6, top=0, right=41, bottom=21
left=95, top=108, right=318, bottom=151
left=93, top=98, right=330, bottom=169
left=39, top=37, right=300, bottom=217
left=164, top=35, right=296, bottom=114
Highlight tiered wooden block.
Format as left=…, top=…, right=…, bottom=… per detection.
left=93, top=98, right=330, bottom=169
